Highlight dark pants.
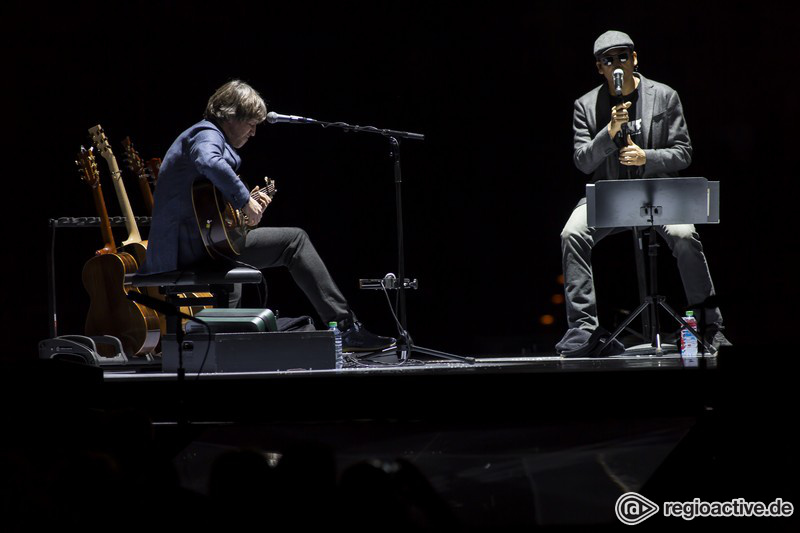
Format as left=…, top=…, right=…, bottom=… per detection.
left=228, top=227, right=351, bottom=325
left=561, top=204, right=722, bottom=331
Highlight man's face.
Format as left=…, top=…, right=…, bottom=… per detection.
left=596, top=47, right=638, bottom=82
left=222, top=118, right=260, bottom=149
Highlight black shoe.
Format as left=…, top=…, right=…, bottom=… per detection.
left=340, top=321, right=397, bottom=352
left=705, top=325, right=732, bottom=353
left=556, top=327, right=625, bottom=358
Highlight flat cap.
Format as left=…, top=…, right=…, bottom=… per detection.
left=593, top=30, right=634, bottom=57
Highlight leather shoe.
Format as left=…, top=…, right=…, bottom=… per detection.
left=705, top=326, right=732, bottom=353
left=340, top=321, right=397, bottom=352
left=557, top=327, right=625, bottom=358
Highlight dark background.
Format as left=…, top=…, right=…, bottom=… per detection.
left=5, top=1, right=798, bottom=360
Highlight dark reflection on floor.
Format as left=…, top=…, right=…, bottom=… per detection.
left=172, top=417, right=695, bottom=527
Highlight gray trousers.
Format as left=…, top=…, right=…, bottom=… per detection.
left=228, top=227, right=351, bottom=324
left=561, top=204, right=722, bottom=331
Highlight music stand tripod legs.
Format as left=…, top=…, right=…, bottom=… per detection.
left=586, top=177, right=721, bottom=356
left=604, top=215, right=714, bottom=355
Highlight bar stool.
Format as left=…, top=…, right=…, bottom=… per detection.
left=127, top=267, right=263, bottom=332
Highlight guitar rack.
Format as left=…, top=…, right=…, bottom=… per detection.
left=47, top=216, right=152, bottom=340
left=38, top=334, right=157, bottom=367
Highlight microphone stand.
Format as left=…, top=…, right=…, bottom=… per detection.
left=616, top=80, right=654, bottom=344
left=281, top=117, right=474, bottom=364
left=126, top=292, right=211, bottom=427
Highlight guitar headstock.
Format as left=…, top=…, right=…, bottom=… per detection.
left=264, top=176, right=277, bottom=198
left=88, top=124, right=114, bottom=162
left=76, top=146, right=101, bottom=188
left=146, top=158, right=161, bottom=184
left=121, top=136, right=147, bottom=178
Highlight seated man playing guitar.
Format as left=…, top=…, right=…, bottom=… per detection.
left=141, top=79, right=395, bottom=352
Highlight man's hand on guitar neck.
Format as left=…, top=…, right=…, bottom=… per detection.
left=242, top=187, right=271, bottom=226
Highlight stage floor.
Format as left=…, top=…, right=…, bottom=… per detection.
left=96, top=350, right=721, bottom=528
left=17, top=346, right=794, bottom=529
left=103, top=349, right=717, bottom=381
left=91, top=348, right=720, bottom=429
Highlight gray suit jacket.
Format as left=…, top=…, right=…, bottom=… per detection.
left=573, top=72, right=692, bottom=182
left=141, top=119, right=251, bottom=274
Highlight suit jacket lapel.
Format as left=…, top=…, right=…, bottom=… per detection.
left=592, top=88, right=618, bottom=178
left=638, top=73, right=656, bottom=148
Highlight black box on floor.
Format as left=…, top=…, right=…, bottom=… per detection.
left=161, top=330, right=335, bottom=373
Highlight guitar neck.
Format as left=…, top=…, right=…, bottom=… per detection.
left=77, top=146, right=117, bottom=255
left=137, top=175, right=155, bottom=215
left=122, top=137, right=156, bottom=216
left=91, top=183, right=117, bottom=254
left=146, top=158, right=161, bottom=183
left=106, top=155, right=142, bottom=245
left=89, top=125, right=142, bottom=245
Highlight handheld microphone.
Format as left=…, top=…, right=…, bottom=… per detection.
left=266, top=111, right=317, bottom=124
left=613, top=69, right=624, bottom=97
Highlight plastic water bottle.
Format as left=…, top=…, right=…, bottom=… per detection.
left=680, top=311, right=698, bottom=367
left=328, top=321, right=343, bottom=369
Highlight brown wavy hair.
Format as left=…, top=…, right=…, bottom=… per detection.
left=203, top=80, right=267, bottom=123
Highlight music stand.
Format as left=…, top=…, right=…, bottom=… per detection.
left=586, top=177, right=720, bottom=354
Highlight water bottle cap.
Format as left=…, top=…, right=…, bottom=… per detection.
left=328, top=321, right=338, bottom=327
left=685, top=311, right=694, bottom=317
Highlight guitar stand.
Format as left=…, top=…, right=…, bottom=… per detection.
left=38, top=334, right=159, bottom=368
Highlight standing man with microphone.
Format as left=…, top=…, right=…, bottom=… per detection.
left=555, top=30, right=731, bottom=356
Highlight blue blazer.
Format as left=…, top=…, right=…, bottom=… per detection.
left=141, top=120, right=251, bottom=274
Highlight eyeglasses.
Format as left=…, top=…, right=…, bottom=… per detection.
left=599, top=52, right=630, bottom=66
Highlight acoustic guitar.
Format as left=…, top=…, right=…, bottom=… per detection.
left=89, top=125, right=170, bottom=344
left=76, top=146, right=160, bottom=357
left=89, top=125, right=149, bottom=267
left=192, top=176, right=276, bottom=258
left=76, top=146, right=116, bottom=257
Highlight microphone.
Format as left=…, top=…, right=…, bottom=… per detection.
left=613, top=68, right=624, bottom=97
left=266, top=111, right=317, bottom=124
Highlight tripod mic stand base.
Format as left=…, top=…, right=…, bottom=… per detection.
left=397, top=342, right=476, bottom=364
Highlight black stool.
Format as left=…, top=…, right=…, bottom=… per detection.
left=127, top=267, right=263, bottom=332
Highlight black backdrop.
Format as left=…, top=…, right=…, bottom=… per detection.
left=6, top=1, right=798, bottom=359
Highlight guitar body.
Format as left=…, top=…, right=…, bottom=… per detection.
left=192, top=176, right=276, bottom=259
left=77, top=144, right=160, bottom=357
left=82, top=252, right=160, bottom=358
left=192, top=178, right=247, bottom=258
left=120, top=240, right=170, bottom=335
left=121, top=241, right=148, bottom=266
left=175, top=292, right=212, bottom=321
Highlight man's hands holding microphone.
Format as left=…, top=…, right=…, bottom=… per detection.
left=607, top=101, right=646, bottom=167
